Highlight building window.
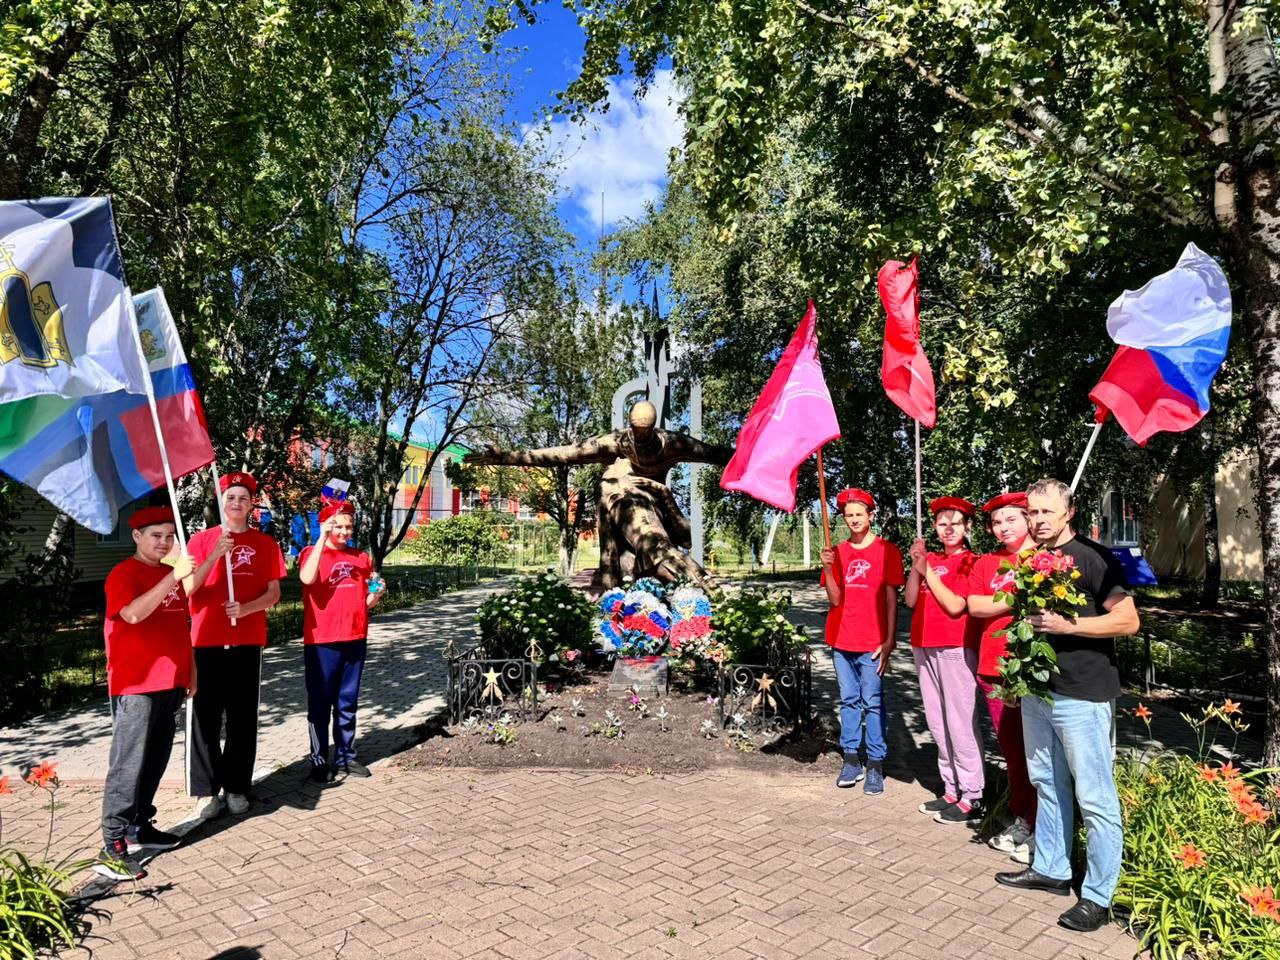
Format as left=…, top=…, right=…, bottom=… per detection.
left=1105, top=491, right=1141, bottom=545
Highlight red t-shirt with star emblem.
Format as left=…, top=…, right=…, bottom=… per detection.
left=968, top=548, right=1022, bottom=676
left=821, top=537, right=905, bottom=653
left=188, top=526, right=287, bottom=648
left=299, top=544, right=372, bottom=644
left=910, top=549, right=979, bottom=649
left=104, top=557, right=192, bottom=695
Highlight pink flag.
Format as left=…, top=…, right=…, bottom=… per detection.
left=879, top=258, right=936, bottom=428
left=720, top=301, right=841, bottom=511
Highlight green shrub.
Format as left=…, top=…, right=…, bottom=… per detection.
left=712, top=588, right=807, bottom=664
left=403, top=512, right=504, bottom=566
left=1113, top=702, right=1280, bottom=958
left=477, top=573, right=594, bottom=660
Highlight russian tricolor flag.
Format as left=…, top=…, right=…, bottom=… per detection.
left=1088, top=243, right=1232, bottom=446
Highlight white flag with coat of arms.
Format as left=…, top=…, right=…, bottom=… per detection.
left=0, top=197, right=149, bottom=402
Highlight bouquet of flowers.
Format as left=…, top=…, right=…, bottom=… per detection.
left=597, top=580, right=717, bottom=659
left=991, top=547, right=1089, bottom=703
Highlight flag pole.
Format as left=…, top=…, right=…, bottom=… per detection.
left=208, top=462, right=238, bottom=626
left=914, top=419, right=924, bottom=539
left=1070, top=419, right=1106, bottom=494
left=124, top=293, right=187, bottom=553
left=816, top=446, right=832, bottom=548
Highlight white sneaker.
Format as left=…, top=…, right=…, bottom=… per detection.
left=988, top=816, right=1032, bottom=853
left=192, top=795, right=223, bottom=820
left=1010, top=837, right=1034, bottom=865
left=226, top=793, right=250, bottom=815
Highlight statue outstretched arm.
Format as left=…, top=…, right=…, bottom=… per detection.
left=464, top=435, right=619, bottom=468
left=663, top=433, right=735, bottom=467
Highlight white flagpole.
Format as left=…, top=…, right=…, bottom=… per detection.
left=1070, top=420, right=1106, bottom=494
left=914, top=419, right=924, bottom=539
left=208, top=462, right=238, bottom=626
left=124, top=293, right=187, bottom=553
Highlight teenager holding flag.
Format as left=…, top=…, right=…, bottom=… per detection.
left=966, top=492, right=1038, bottom=862
left=904, top=496, right=983, bottom=825
left=820, top=488, right=904, bottom=795
left=96, top=507, right=230, bottom=880
left=185, top=472, right=287, bottom=819
left=298, top=497, right=385, bottom=782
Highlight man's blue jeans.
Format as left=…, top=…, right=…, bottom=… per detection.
left=831, top=649, right=887, bottom=762
left=1021, top=693, right=1123, bottom=906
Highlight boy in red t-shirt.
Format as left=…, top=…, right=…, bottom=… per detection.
left=185, top=472, right=287, bottom=820
left=905, top=496, right=984, bottom=825
left=97, top=506, right=228, bottom=881
left=298, top=499, right=384, bottom=782
left=819, top=488, right=904, bottom=795
left=967, top=491, right=1038, bottom=862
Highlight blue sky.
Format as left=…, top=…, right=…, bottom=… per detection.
left=503, top=8, right=682, bottom=253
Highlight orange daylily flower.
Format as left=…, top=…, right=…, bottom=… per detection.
left=1221, top=699, right=1242, bottom=716
left=1218, top=761, right=1243, bottom=781
left=24, top=759, right=57, bottom=789
left=1271, top=784, right=1280, bottom=802
left=1240, top=886, right=1280, bottom=921
left=1238, top=800, right=1272, bottom=825
left=1198, top=764, right=1220, bottom=783
left=1173, top=843, right=1206, bottom=869
left=0, top=775, right=11, bottom=795
left=1134, top=704, right=1153, bottom=722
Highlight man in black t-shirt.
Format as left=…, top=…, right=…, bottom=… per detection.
left=994, top=478, right=1140, bottom=934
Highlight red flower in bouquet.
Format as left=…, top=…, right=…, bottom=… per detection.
left=990, top=548, right=1089, bottom=703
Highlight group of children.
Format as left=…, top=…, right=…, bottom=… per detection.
left=98, top=472, right=384, bottom=881
left=819, top=479, right=1139, bottom=934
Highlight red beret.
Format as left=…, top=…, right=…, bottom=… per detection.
left=219, top=472, right=257, bottom=495
left=129, top=506, right=175, bottom=530
left=836, top=488, right=875, bottom=510
left=983, top=492, right=1028, bottom=513
left=319, top=501, right=355, bottom=523
left=930, top=496, right=976, bottom=518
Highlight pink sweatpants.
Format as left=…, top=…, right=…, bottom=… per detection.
left=977, top=675, right=1037, bottom=826
left=912, top=646, right=984, bottom=803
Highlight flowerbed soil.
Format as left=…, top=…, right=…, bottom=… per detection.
left=398, top=670, right=843, bottom=777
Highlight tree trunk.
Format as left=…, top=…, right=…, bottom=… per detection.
left=1223, top=0, right=1280, bottom=778
left=1237, top=173, right=1280, bottom=776
left=558, top=525, right=577, bottom=578
left=1202, top=431, right=1222, bottom=608
left=0, top=15, right=97, bottom=200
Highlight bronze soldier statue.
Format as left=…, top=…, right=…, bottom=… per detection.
left=464, top=401, right=732, bottom=589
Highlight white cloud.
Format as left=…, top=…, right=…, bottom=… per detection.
left=530, top=69, right=684, bottom=229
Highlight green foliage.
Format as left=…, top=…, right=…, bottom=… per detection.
left=477, top=572, right=595, bottom=660
left=0, top=847, right=93, bottom=960
left=403, top=513, right=505, bottom=567
left=712, top=587, right=807, bottom=665
left=1114, top=704, right=1280, bottom=958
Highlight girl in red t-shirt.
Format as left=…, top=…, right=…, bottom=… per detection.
left=904, top=497, right=984, bottom=825
left=298, top=499, right=385, bottom=782
left=819, top=488, right=904, bottom=796
left=967, top=492, right=1038, bottom=861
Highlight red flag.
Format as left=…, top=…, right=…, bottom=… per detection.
left=720, top=301, right=841, bottom=511
left=878, top=258, right=936, bottom=428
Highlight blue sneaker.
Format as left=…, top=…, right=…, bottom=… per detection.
left=864, top=765, right=885, bottom=795
left=836, top=758, right=864, bottom=788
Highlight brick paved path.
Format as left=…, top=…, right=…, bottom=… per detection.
left=0, top=578, right=1255, bottom=959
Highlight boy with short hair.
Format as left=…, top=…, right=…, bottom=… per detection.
left=97, top=506, right=228, bottom=880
